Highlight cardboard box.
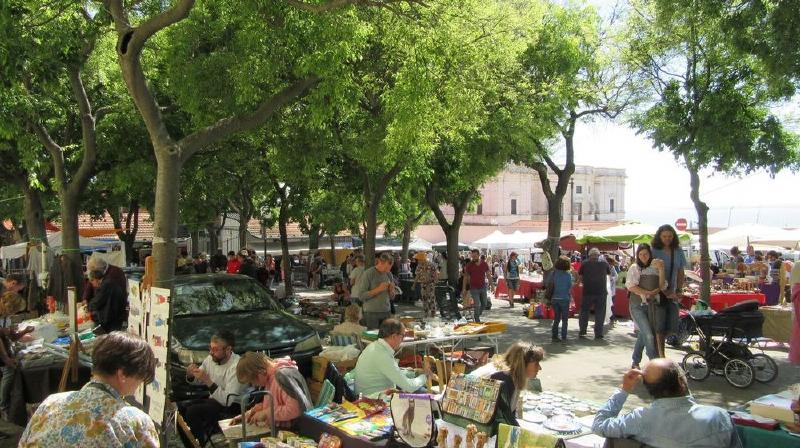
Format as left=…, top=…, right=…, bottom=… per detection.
left=749, top=392, right=796, bottom=424
left=311, top=356, right=329, bottom=383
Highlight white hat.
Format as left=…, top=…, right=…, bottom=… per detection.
left=588, top=248, right=601, bottom=258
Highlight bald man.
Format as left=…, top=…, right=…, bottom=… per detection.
left=592, top=358, right=741, bottom=448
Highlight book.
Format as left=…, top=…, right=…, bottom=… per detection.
left=218, top=417, right=271, bottom=439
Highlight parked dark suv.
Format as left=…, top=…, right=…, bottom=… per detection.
left=169, top=274, right=321, bottom=401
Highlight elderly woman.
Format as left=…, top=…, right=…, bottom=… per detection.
left=490, top=342, right=545, bottom=430
left=234, top=352, right=312, bottom=429
left=20, top=332, right=157, bottom=447
left=414, top=252, right=439, bottom=318
left=331, top=304, right=367, bottom=337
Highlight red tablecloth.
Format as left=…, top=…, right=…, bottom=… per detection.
left=571, top=285, right=631, bottom=319
left=682, top=292, right=766, bottom=312
left=495, top=277, right=543, bottom=300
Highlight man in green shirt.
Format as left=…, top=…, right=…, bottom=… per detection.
left=352, top=319, right=435, bottom=397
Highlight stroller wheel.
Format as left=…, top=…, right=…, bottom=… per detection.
left=682, top=351, right=710, bottom=381
left=749, top=354, right=779, bottom=383
left=724, top=359, right=754, bottom=388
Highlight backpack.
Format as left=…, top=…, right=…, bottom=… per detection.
left=388, top=393, right=438, bottom=448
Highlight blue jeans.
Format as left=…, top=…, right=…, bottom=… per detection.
left=470, top=287, right=489, bottom=322
left=630, top=303, right=658, bottom=365
left=551, top=299, right=570, bottom=340
left=579, top=293, right=607, bottom=337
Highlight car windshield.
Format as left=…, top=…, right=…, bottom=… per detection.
left=173, top=278, right=279, bottom=316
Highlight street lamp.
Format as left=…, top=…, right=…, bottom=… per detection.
left=570, top=179, right=574, bottom=230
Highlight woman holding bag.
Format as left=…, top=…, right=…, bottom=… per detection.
left=626, top=244, right=666, bottom=368
left=650, top=225, right=687, bottom=357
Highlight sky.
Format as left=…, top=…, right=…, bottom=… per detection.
left=550, top=0, right=800, bottom=230
left=552, top=118, right=800, bottom=229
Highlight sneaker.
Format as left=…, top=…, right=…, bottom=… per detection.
left=578, top=334, right=589, bottom=339
left=551, top=336, right=561, bottom=342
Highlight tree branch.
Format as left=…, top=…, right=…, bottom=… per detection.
left=285, top=0, right=426, bottom=13
left=179, top=76, right=322, bottom=162
left=94, top=106, right=112, bottom=123
left=29, top=121, right=67, bottom=192
left=424, top=184, right=451, bottom=232
left=68, top=67, right=98, bottom=197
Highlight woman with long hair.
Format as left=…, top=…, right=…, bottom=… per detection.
left=650, top=225, right=687, bottom=357
left=505, top=252, right=522, bottom=308
left=235, top=352, right=312, bottom=429
left=490, top=342, right=545, bottom=430
left=626, top=244, right=666, bottom=369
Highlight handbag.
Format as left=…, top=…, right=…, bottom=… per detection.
left=388, top=393, right=437, bottom=448
left=441, top=373, right=502, bottom=436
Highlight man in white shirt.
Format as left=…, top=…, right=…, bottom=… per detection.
left=352, top=318, right=436, bottom=397
left=178, top=330, right=247, bottom=446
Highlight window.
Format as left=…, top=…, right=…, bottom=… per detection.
left=510, top=199, right=517, bottom=215
left=575, top=202, right=582, bottom=219
left=476, top=202, right=483, bottom=215
left=609, top=198, right=615, bottom=213
left=575, top=185, right=583, bottom=194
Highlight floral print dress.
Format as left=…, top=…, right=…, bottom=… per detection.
left=415, top=262, right=439, bottom=318
left=19, top=381, right=159, bottom=447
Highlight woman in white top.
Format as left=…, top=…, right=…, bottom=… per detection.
left=626, top=244, right=665, bottom=369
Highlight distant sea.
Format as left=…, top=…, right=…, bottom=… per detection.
left=626, top=206, right=800, bottom=229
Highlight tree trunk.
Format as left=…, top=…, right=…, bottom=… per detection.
left=278, top=203, right=294, bottom=297
left=545, top=198, right=564, bottom=263
left=687, top=163, right=711, bottom=303
left=445, top=226, right=461, bottom=285
left=206, top=223, right=219, bottom=254
left=401, top=220, right=412, bottom=265
left=151, top=154, right=183, bottom=289
left=329, top=233, right=336, bottom=266
left=21, top=184, right=47, bottom=244
left=308, top=224, right=321, bottom=251
left=238, top=214, right=249, bottom=250
left=190, top=230, right=200, bottom=257
left=364, top=202, right=379, bottom=267
left=60, top=194, right=84, bottom=298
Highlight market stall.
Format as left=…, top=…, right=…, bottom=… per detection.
left=681, top=292, right=766, bottom=312
left=729, top=387, right=800, bottom=448
left=495, top=276, right=542, bottom=301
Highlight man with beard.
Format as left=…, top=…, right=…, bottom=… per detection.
left=178, top=330, right=247, bottom=446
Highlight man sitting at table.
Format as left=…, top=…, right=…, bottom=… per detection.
left=592, top=358, right=741, bottom=448
left=178, top=330, right=247, bottom=447
left=352, top=318, right=436, bottom=397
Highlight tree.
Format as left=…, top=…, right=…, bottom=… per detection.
left=2, top=3, right=121, bottom=295
left=626, top=0, right=799, bottom=302
left=380, top=181, right=429, bottom=264
left=698, top=0, right=799, bottom=94
left=517, top=3, right=636, bottom=264
left=104, top=0, right=368, bottom=287
left=0, top=139, right=52, bottom=243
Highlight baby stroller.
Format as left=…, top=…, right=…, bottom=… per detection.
left=681, top=300, right=778, bottom=388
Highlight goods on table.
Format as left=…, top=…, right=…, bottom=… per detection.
left=305, top=400, right=393, bottom=440
left=523, top=391, right=599, bottom=420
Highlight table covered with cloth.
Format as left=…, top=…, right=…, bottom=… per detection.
left=760, top=305, right=793, bottom=343
left=736, top=423, right=800, bottom=448
left=682, top=292, right=766, bottom=312
left=495, top=276, right=543, bottom=301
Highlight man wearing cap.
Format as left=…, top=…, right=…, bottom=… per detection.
left=578, top=248, right=612, bottom=340
left=413, top=252, right=438, bottom=318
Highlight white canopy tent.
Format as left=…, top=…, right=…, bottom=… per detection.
left=750, top=228, right=800, bottom=249
left=706, top=224, right=793, bottom=250
left=471, top=230, right=546, bottom=250
left=373, top=237, right=433, bottom=252
left=0, top=232, right=121, bottom=260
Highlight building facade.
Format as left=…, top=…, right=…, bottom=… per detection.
left=443, top=164, right=626, bottom=225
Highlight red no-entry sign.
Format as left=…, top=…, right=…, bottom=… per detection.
left=675, top=218, right=688, bottom=231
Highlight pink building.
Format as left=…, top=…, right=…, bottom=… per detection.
left=441, top=164, right=626, bottom=225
